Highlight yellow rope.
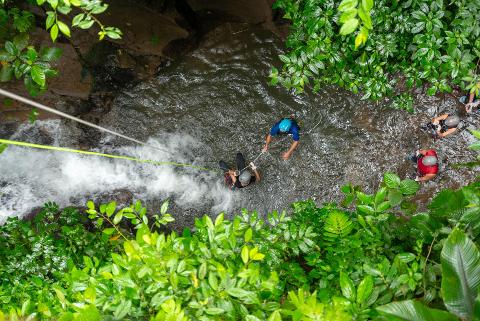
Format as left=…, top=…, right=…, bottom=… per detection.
left=0, top=139, right=218, bottom=172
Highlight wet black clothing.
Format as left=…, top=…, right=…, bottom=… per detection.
left=219, top=152, right=255, bottom=189
left=234, top=173, right=256, bottom=188
left=425, top=115, right=457, bottom=135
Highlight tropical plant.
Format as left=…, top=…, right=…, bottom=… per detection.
left=0, top=175, right=479, bottom=320
left=0, top=0, right=121, bottom=96
left=271, top=0, right=480, bottom=111
left=377, top=228, right=480, bottom=321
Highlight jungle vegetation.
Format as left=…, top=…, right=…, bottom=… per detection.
left=270, top=0, right=480, bottom=111
left=1, top=170, right=480, bottom=320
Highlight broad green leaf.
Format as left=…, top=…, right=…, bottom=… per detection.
left=215, top=212, right=224, bottom=226
left=362, top=0, right=373, bottom=11
left=241, top=245, right=249, bottom=264
left=31, top=65, right=46, bottom=87
left=72, top=13, right=84, bottom=27
left=4, top=41, right=16, bottom=55
left=13, top=34, right=29, bottom=51
left=75, top=305, right=101, bottom=321
left=91, top=4, right=108, bottom=14
left=377, top=300, right=459, bottom=321
left=208, top=272, right=218, bottom=290
left=0, top=49, right=14, bottom=62
left=160, top=200, right=169, bottom=214
left=0, top=65, right=13, bottom=82
left=397, top=253, right=416, bottom=263
left=251, top=252, right=265, bottom=261
left=358, top=204, right=374, bottom=215
left=340, top=9, right=357, bottom=23
left=102, top=228, right=115, bottom=235
left=124, top=241, right=135, bottom=257
left=113, top=300, right=131, bottom=320
left=375, top=187, right=387, bottom=204
left=244, top=228, right=253, bottom=242
left=113, top=212, right=123, bottom=224
left=340, top=272, right=356, bottom=301
left=50, top=24, right=59, bottom=41
left=470, top=130, right=480, bottom=140
left=106, top=201, right=116, bottom=217
left=78, top=19, right=95, bottom=29
left=400, top=179, right=420, bottom=195
left=46, top=12, right=55, bottom=29
left=227, top=287, right=250, bottom=298
left=376, top=201, right=391, bottom=212
left=358, top=6, right=372, bottom=29
left=57, top=20, right=71, bottom=37
left=340, top=18, right=359, bottom=35
left=357, top=275, right=374, bottom=306
left=205, top=308, right=225, bottom=315
left=384, top=172, right=401, bottom=188
left=388, top=189, right=403, bottom=207
left=338, top=0, right=358, bottom=12
left=268, top=310, right=282, bottom=321
left=48, top=0, right=58, bottom=9
left=441, top=228, right=480, bottom=320
left=0, top=144, right=7, bottom=154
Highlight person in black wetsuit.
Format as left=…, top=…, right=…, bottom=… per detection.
left=423, top=114, right=460, bottom=138
left=219, top=153, right=260, bottom=189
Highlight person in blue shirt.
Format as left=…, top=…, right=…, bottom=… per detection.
left=262, top=116, right=300, bottom=160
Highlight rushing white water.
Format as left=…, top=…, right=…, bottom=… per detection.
left=0, top=120, right=236, bottom=223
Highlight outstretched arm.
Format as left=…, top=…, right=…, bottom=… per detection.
left=432, top=114, right=449, bottom=123
left=262, top=134, right=273, bottom=152
left=469, top=90, right=476, bottom=104
left=416, top=173, right=436, bottom=182
left=438, top=128, right=457, bottom=137
left=282, top=141, right=299, bottom=160
left=253, top=169, right=261, bottom=182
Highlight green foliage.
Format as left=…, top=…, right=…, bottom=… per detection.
left=0, top=175, right=479, bottom=320
left=378, top=228, right=480, bottom=321
left=0, top=34, right=61, bottom=96
left=323, top=210, right=353, bottom=241
left=272, top=0, right=480, bottom=111
left=0, top=0, right=122, bottom=96
left=0, top=202, right=117, bottom=315
left=441, top=228, right=480, bottom=319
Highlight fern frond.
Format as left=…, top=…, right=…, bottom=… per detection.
left=323, top=210, right=353, bottom=242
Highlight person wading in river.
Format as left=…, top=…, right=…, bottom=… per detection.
left=262, top=115, right=300, bottom=160
left=407, top=149, right=439, bottom=182
left=219, top=152, right=260, bottom=189
left=423, top=114, right=460, bottom=138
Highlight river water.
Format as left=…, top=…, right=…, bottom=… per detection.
left=0, top=24, right=478, bottom=227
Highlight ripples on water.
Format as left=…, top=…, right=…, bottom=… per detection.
left=0, top=24, right=478, bottom=226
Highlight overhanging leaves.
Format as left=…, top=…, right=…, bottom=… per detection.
left=441, top=228, right=480, bottom=320
left=377, top=300, right=459, bottom=321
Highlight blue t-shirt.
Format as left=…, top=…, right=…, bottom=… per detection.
left=270, top=119, right=300, bottom=141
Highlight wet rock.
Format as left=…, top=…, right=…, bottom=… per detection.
left=30, top=28, right=93, bottom=99
left=80, top=189, right=134, bottom=209
left=188, top=0, right=274, bottom=24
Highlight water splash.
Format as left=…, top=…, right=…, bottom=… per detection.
left=0, top=120, right=236, bottom=223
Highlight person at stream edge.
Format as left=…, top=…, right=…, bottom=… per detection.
left=262, top=116, right=300, bottom=160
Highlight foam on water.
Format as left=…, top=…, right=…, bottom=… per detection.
left=0, top=120, right=236, bottom=223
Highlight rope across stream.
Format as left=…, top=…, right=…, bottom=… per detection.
left=0, top=89, right=322, bottom=174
